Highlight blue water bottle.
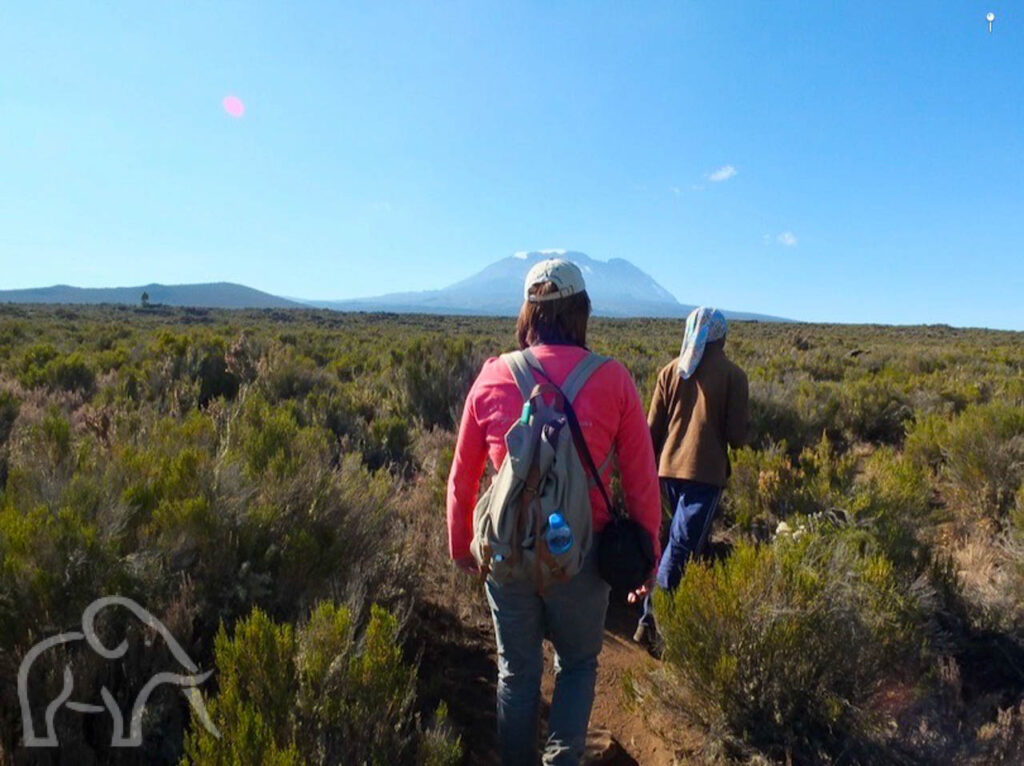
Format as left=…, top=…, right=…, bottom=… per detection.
left=546, top=512, right=573, bottom=555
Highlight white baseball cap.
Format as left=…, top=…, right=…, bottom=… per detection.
left=523, top=258, right=587, bottom=302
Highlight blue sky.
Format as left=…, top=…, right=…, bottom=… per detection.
left=1, top=2, right=1022, bottom=329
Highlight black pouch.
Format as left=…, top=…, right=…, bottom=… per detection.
left=597, top=510, right=656, bottom=592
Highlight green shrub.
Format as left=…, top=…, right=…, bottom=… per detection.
left=1013, top=485, right=1024, bottom=542
left=47, top=351, right=97, bottom=394
left=112, top=412, right=222, bottom=556
left=137, top=331, right=240, bottom=410
left=396, top=337, right=481, bottom=430
left=904, top=411, right=950, bottom=471
left=655, top=528, right=927, bottom=761
left=304, top=389, right=359, bottom=442
left=234, top=394, right=330, bottom=479
left=263, top=454, right=405, bottom=617
left=748, top=377, right=909, bottom=452
left=724, top=436, right=858, bottom=533
left=2, top=406, right=77, bottom=515
left=0, top=390, right=18, bottom=446
left=411, top=427, right=456, bottom=508
left=849, top=446, right=935, bottom=571
left=225, top=332, right=261, bottom=385
left=727, top=439, right=931, bottom=573
left=795, top=434, right=858, bottom=511
left=16, top=344, right=96, bottom=395
left=0, top=389, right=18, bottom=492
left=363, top=414, right=413, bottom=471
left=837, top=380, right=912, bottom=445
left=723, top=442, right=797, bottom=532
left=940, top=403, right=1024, bottom=519
left=183, top=603, right=461, bottom=766
left=0, top=502, right=126, bottom=651
left=748, top=380, right=833, bottom=452
left=418, top=702, right=463, bottom=766
left=16, top=343, right=59, bottom=388
left=194, top=338, right=239, bottom=405
left=908, top=402, right=1024, bottom=522
left=181, top=607, right=301, bottom=765
left=258, top=344, right=325, bottom=402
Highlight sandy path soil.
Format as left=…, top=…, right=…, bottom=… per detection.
left=418, top=592, right=701, bottom=765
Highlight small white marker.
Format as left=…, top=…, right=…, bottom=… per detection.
left=987, top=12, right=995, bottom=33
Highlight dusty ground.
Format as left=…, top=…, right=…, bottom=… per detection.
left=569, top=624, right=682, bottom=765
left=415, top=584, right=702, bottom=765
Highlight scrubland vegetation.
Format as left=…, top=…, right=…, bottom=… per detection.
left=0, top=303, right=1021, bottom=764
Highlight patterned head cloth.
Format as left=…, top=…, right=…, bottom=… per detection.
left=677, top=307, right=728, bottom=379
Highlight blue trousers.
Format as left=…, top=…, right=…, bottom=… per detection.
left=640, top=478, right=723, bottom=628
left=486, top=548, right=610, bottom=765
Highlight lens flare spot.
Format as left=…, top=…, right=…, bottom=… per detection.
left=222, top=95, right=245, bottom=118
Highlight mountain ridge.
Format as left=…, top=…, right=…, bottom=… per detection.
left=0, top=253, right=791, bottom=320
left=0, top=282, right=302, bottom=309
left=313, top=251, right=789, bottom=321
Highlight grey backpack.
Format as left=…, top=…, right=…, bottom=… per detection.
left=470, top=348, right=609, bottom=590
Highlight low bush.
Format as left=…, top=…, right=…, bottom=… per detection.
left=257, top=343, right=326, bottom=403
left=655, top=526, right=930, bottom=762
left=182, top=602, right=462, bottom=766
left=0, top=389, right=18, bottom=446
left=748, top=379, right=835, bottom=453
left=904, top=411, right=951, bottom=471
left=43, top=351, right=97, bottom=395
left=909, top=402, right=1024, bottom=522
left=233, top=394, right=330, bottom=479
left=850, top=446, right=935, bottom=572
left=363, top=414, right=413, bottom=471
left=722, top=441, right=797, bottom=532
left=0, top=388, right=19, bottom=491
left=836, top=379, right=912, bottom=445
left=0, top=383, right=417, bottom=760
left=395, top=337, right=482, bottom=431
left=16, top=344, right=96, bottom=395
left=723, top=436, right=858, bottom=533
left=16, top=343, right=59, bottom=388
left=940, top=403, right=1024, bottom=519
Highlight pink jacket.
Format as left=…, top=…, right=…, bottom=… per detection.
left=446, top=343, right=662, bottom=564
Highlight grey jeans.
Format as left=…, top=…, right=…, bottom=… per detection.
left=485, top=549, right=611, bottom=765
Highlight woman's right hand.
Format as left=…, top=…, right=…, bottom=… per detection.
left=627, top=580, right=652, bottom=604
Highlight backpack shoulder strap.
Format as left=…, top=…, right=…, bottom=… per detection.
left=589, top=447, right=616, bottom=489
left=502, top=351, right=537, bottom=401
left=560, top=353, right=609, bottom=403
left=520, top=346, right=544, bottom=372
left=520, top=347, right=609, bottom=403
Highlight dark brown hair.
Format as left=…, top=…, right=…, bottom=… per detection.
left=515, top=282, right=591, bottom=349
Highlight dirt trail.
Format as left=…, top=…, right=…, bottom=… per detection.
left=557, top=627, right=678, bottom=765
left=417, top=592, right=699, bottom=765
left=576, top=598, right=703, bottom=765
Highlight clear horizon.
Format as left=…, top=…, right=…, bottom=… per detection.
left=2, top=2, right=1022, bottom=330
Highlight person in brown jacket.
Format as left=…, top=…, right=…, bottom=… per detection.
left=633, top=307, right=749, bottom=643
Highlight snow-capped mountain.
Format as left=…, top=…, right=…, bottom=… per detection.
left=313, top=250, right=786, bottom=320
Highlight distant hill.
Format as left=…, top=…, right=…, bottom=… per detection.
left=0, top=282, right=303, bottom=309
left=0, top=254, right=790, bottom=320
left=310, top=250, right=790, bottom=321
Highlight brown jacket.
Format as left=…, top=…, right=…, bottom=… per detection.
left=647, top=343, right=750, bottom=487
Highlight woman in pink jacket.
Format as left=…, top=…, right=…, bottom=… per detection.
left=446, top=258, right=661, bottom=765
